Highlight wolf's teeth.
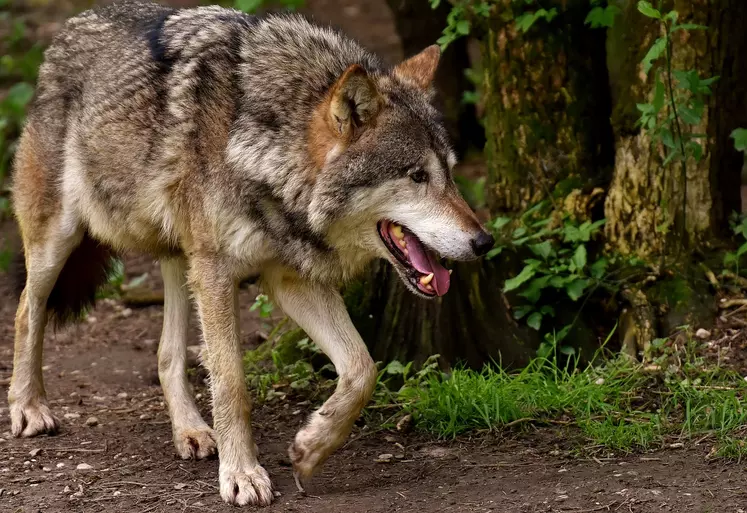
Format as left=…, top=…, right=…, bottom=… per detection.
left=448, top=269, right=452, bottom=275
left=391, top=225, right=404, bottom=239
left=403, top=249, right=409, bottom=257
left=399, top=239, right=407, bottom=249
left=420, top=273, right=434, bottom=285
left=426, top=284, right=433, bottom=291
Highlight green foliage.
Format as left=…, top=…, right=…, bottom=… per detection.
left=250, top=293, right=275, bottom=319
left=0, top=14, right=44, bottom=198
left=489, top=200, right=608, bottom=333
left=731, top=128, right=747, bottom=153
left=233, top=0, right=304, bottom=12
left=431, top=0, right=491, bottom=49
left=585, top=0, right=621, bottom=29
left=635, top=3, right=714, bottom=168
left=514, top=7, right=557, bottom=33
left=723, top=213, right=747, bottom=274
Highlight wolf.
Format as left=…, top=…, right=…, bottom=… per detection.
left=8, top=0, right=494, bottom=506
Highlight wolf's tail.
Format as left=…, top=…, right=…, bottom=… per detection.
left=13, top=232, right=116, bottom=326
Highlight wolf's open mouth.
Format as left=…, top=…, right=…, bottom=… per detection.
left=377, top=220, right=451, bottom=297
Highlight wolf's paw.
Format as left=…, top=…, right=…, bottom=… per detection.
left=10, top=401, right=60, bottom=438
left=288, top=425, right=340, bottom=492
left=174, top=425, right=217, bottom=460
left=219, top=464, right=274, bottom=506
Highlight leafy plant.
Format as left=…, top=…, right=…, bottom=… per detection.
left=490, top=200, right=608, bottom=332
left=635, top=2, right=716, bottom=240
left=584, top=0, right=621, bottom=29
left=724, top=213, right=747, bottom=275
left=731, top=128, right=747, bottom=153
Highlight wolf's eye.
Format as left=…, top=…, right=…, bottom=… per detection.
left=410, top=169, right=428, bottom=184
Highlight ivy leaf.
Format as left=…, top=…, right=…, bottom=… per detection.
left=637, top=1, right=661, bottom=19
left=503, top=264, right=538, bottom=292
left=571, top=245, right=587, bottom=271
left=731, top=128, right=747, bottom=153
left=565, top=278, right=590, bottom=301
left=527, top=312, right=543, bottom=331
left=641, top=37, right=666, bottom=75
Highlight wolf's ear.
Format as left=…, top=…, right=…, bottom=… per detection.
left=393, top=45, right=440, bottom=90
left=328, top=64, right=381, bottom=140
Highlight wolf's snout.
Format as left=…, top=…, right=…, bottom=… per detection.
left=470, top=231, right=495, bottom=257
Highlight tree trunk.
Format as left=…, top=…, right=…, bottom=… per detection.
left=349, top=0, right=613, bottom=368
left=604, top=0, right=747, bottom=259
left=385, top=0, right=485, bottom=155
left=483, top=0, right=614, bottom=213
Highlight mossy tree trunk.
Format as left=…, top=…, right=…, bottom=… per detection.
left=604, top=0, right=747, bottom=259
left=349, top=0, right=613, bottom=368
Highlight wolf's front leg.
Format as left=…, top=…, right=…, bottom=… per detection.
left=188, top=257, right=273, bottom=506
left=264, top=270, right=377, bottom=491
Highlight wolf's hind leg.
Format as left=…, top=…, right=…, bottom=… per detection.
left=9, top=219, right=83, bottom=437
left=158, top=258, right=217, bottom=460
left=263, top=271, right=377, bottom=491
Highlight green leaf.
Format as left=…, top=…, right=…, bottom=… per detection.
left=528, top=240, right=553, bottom=260
left=731, top=128, right=747, bottom=153
left=512, top=227, right=527, bottom=239
left=590, top=257, right=609, bottom=279
left=486, top=247, right=503, bottom=260
left=566, top=278, right=590, bottom=301
left=385, top=360, right=406, bottom=375
left=737, top=241, right=747, bottom=258
left=492, top=216, right=511, bottom=230
left=503, top=264, right=538, bottom=292
left=563, top=224, right=581, bottom=243
left=660, top=127, right=676, bottom=149
left=571, top=244, right=587, bottom=271
left=637, top=1, right=662, bottom=19
left=456, top=20, right=471, bottom=35
left=652, top=75, right=665, bottom=114
left=641, top=37, right=666, bottom=75
left=527, top=312, right=543, bottom=331
left=679, top=105, right=702, bottom=125
left=519, top=276, right=551, bottom=304
left=584, top=5, right=621, bottom=28
left=559, top=345, right=576, bottom=356
left=513, top=305, right=533, bottom=320
left=3, top=82, right=34, bottom=115
left=540, top=305, right=555, bottom=316
left=687, top=140, right=703, bottom=162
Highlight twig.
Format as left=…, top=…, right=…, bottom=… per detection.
left=719, top=298, right=747, bottom=309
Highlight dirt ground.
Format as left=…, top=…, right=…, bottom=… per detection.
left=3, top=0, right=747, bottom=511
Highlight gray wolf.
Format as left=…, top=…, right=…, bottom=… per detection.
left=8, top=0, right=494, bottom=506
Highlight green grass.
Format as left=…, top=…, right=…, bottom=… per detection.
left=400, top=356, right=747, bottom=455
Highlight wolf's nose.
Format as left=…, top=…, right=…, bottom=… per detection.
left=471, top=231, right=495, bottom=257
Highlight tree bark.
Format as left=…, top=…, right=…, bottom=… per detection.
left=483, top=0, right=614, bottom=213
left=604, top=0, right=747, bottom=259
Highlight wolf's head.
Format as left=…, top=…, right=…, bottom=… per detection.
left=308, top=46, right=494, bottom=298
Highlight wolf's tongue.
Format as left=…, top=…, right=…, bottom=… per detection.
left=402, top=231, right=451, bottom=296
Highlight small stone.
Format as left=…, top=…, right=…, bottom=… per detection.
left=695, top=328, right=711, bottom=340
left=64, top=413, right=81, bottom=420
left=121, top=308, right=133, bottom=318
left=85, top=417, right=99, bottom=427
left=375, top=453, right=394, bottom=463
left=173, top=482, right=187, bottom=490
left=63, top=486, right=71, bottom=493
left=273, top=491, right=281, bottom=498
left=93, top=396, right=106, bottom=402
left=113, top=490, right=122, bottom=497
left=139, top=414, right=150, bottom=420
left=116, top=392, right=128, bottom=399
left=76, top=463, right=93, bottom=471
left=86, top=316, right=97, bottom=324
left=42, top=467, right=51, bottom=472
left=29, top=448, right=42, bottom=458
left=23, top=461, right=31, bottom=466
left=595, top=378, right=605, bottom=385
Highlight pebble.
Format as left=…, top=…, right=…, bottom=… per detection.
left=695, top=328, right=711, bottom=340
left=174, top=483, right=187, bottom=490
left=64, top=413, right=81, bottom=420
left=375, top=453, right=394, bottom=463
left=63, top=486, right=71, bottom=493
left=76, top=463, right=93, bottom=471
left=93, top=396, right=106, bottom=402
left=113, top=491, right=122, bottom=497
left=117, top=392, right=128, bottom=399
left=29, top=448, right=41, bottom=458
left=42, top=467, right=51, bottom=472
left=121, top=308, right=133, bottom=318
left=23, top=461, right=31, bottom=467
left=85, top=417, right=99, bottom=427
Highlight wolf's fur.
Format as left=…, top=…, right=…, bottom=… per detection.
left=8, top=1, right=492, bottom=506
